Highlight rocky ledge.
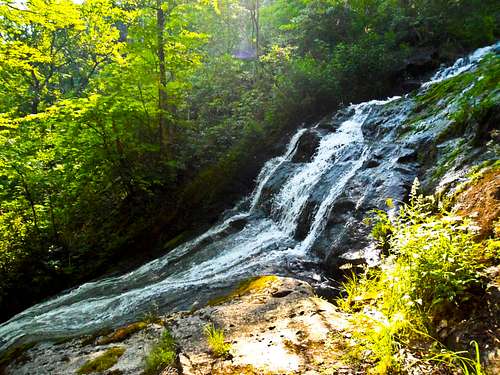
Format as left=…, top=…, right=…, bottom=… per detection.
left=3, top=276, right=355, bottom=375
left=3, top=270, right=500, bottom=375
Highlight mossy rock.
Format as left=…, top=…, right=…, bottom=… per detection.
left=0, top=343, right=35, bottom=368
left=207, top=275, right=278, bottom=306
left=96, top=322, right=148, bottom=345
left=77, top=347, right=125, bottom=375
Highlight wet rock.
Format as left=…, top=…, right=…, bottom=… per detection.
left=316, top=107, right=355, bottom=131
left=255, top=162, right=297, bottom=213
left=294, top=200, right=318, bottom=240
left=363, top=158, right=381, bottom=168
left=291, top=130, right=321, bottom=163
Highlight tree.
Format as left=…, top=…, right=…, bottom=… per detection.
left=0, top=0, right=123, bottom=114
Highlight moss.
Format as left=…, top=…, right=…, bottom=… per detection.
left=80, top=328, right=114, bottom=346
left=405, top=53, right=499, bottom=139
left=416, top=72, right=474, bottom=109
left=467, top=159, right=500, bottom=181
left=0, top=343, right=35, bottom=367
left=211, top=365, right=267, bottom=375
left=431, top=139, right=466, bottom=181
left=96, top=322, right=148, bottom=345
left=77, top=347, right=125, bottom=375
left=207, top=275, right=278, bottom=306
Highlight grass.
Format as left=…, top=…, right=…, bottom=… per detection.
left=429, top=341, right=485, bottom=375
left=77, top=347, right=125, bottom=374
left=204, top=323, right=232, bottom=358
left=334, top=179, right=497, bottom=374
left=144, top=330, right=177, bottom=375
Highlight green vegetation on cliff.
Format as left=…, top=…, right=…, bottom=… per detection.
left=0, top=0, right=498, bottom=322
left=337, top=174, right=499, bottom=374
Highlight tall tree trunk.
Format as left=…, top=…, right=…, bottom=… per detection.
left=30, top=70, right=40, bottom=114
left=157, top=0, right=168, bottom=157
left=255, top=0, right=260, bottom=59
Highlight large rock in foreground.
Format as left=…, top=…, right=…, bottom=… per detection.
left=4, top=277, right=354, bottom=375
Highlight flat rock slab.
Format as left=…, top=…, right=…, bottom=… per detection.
left=4, top=277, right=353, bottom=375
left=169, top=276, right=350, bottom=375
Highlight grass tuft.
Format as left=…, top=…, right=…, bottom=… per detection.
left=204, top=323, right=231, bottom=358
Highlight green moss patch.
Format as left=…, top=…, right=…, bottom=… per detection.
left=207, top=275, right=278, bottom=306
left=96, top=322, right=148, bottom=345
left=406, top=53, right=499, bottom=138
left=77, top=347, right=125, bottom=374
left=0, top=343, right=35, bottom=368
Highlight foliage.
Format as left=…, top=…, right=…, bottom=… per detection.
left=77, top=346, right=126, bottom=374
left=429, top=341, right=485, bottom=375
left=204, top=323, right=232, bottom=358
left=144, top=330, right=178, bottom=375
left=337, top=179, right=497, bottom=374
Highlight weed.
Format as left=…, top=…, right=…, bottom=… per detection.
left=204, top=323, right=231, bottom=358
left=144, top=330, right=177, bottom=375
left=428, top=341, right=484, bottom=375
left=141, top=302, right=163, bottom=325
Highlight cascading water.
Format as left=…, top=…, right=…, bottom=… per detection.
left=0, top=99, right=376, bottom=353
left=0, top=44, right=497, bottom=354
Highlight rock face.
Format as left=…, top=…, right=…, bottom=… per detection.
left=3, top=324, right=165, bottom=374
left=4, top=277, right=356, bottom=375
left=5, top=272, right=500, bottom=374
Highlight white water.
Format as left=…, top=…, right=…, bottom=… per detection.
left=0, top=101, right=377, bottom=352
left=271, top=110, right=365, bottom=236
left=423, top=42, right=499, bottom=87
left=249, top=128, right=307, bottom=211
left=0, top=44, right=496, bottom=353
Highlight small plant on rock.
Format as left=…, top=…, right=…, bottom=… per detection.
left=144, top=330, right=177, bottom=375
left=204, top=323, right=232, bottom=358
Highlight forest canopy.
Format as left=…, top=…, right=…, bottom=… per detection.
left=0, top=0, right=498, bottom=321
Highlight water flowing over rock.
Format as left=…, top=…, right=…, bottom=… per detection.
left=0, top=43, right=498, bottom=358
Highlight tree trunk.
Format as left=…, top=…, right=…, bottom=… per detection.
left=30, top=70, right=40, bottom=114
left=157, top=0, right=168, bottom=157
left=255, top=0, right=260, bottom=58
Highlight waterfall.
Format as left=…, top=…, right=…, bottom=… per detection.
left=0, top=44, right=496, bottom=354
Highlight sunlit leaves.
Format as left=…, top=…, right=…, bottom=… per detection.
left=0, top=0, right=126, bottom=113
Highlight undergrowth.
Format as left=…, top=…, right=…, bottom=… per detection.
left=336, top=179, right=499, bottom=374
